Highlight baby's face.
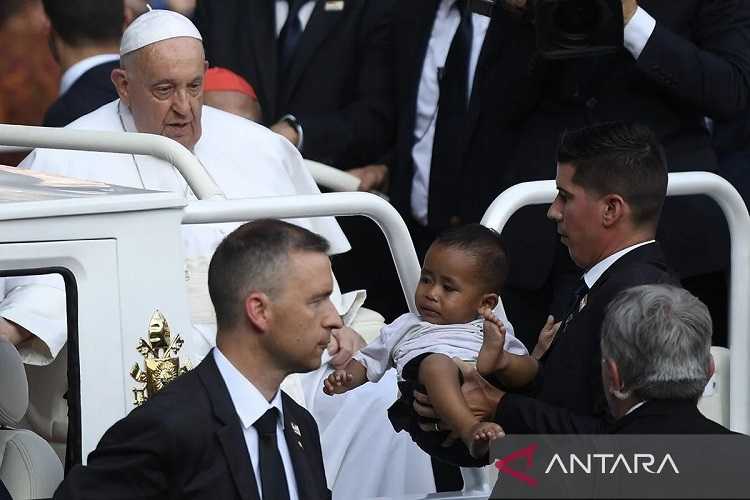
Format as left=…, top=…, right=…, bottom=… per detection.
left=415, top=244, right=488, bottom=325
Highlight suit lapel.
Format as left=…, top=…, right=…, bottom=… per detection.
left=280, top=0, right=343, bottom=109
left=463, top=7, right=516, bottom=149
left=402, top=0, right=442, bottom=151
left=281, top=395, right=319, bottom=500
left=542, top=242, right=665, bottom=359
left=198, top=353, right=261, bottom=500
left=247, top=0, right=279, bottom=120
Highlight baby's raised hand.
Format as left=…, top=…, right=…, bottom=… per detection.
left=532, top=315, right=561, bottom=360
left=477, top=306, right=509, bottom=376
left=323, top=369, right=354, bottom=395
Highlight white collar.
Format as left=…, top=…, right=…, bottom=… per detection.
left=583, top=240, right=655, bottom=289
left=213, top=348, right=285, bottom=430
left=59, top=54, right=120, bottom=96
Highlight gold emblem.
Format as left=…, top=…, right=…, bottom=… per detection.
left=130, top=310, right=189, bottom=406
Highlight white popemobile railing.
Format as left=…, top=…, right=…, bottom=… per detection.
left=481, top=174, right=750, bottom=435
left=0, top=124, right=224, bottom=200
left=183, top=193, right=421, bottom=313
left=0, top=125, right=362, bottom=194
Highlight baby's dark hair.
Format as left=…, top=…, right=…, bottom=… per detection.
left=433, top=223, right=508, bottom=294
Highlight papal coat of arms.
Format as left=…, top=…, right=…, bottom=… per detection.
left=130, top=310, right=189, bottom=406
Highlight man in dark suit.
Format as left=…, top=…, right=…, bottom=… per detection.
left=409, top=123, right=686, bottom=465
left=42, top=0, right=124, bottom=127
left=54, top=219, right=340, bottom=499
left=193, top=0, right=395, bottom=174
left=389, top=0, right=750, bottom=348
left=602, top=284, right=730, bottom=435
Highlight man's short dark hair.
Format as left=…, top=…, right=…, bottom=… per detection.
left=208, top=219, right=330, bottom=331
left=557, top=122, right=668, bottom=227
left=433, top=223, right=508, bottom=294
left=42, top=0, right=123, bottom=47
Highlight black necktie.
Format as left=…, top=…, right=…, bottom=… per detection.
left=278, top=0, right=306, bottom=72
left=561, top=279, right=590, bottom=331
left=428, top=0, right=473, bottom=226
left=254, top=408, right=291, bottom=500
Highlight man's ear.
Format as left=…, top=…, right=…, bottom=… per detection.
left=708, top=354, right=716, bottom=379
left=601, top=194, right=626, bottom=228
left=604, top=357, right=630, bottom=399
left=111, top=68, right=130, bottom=105
left=481, top=293, right=499, bottom=311
left=243, top=291, right=272, bottom=332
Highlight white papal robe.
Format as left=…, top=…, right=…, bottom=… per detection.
left=1, top=100, right=436, bottom=497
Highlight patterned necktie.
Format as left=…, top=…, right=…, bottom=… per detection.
left=428, top=0, right=474, bottom=226
left=562, top=279, right=590, bottom=331
left=278, top=0, right=307, bottom=72
left=254, top=408, right=291, bottom=500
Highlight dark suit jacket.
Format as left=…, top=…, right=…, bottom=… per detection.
left=54, top=352, right=330, bottom=500
left=497, top=242, right=679, bottom=435
left=194, top=0, right=395, bottom=169
left=43, top=60, right=119, bottom=128
left=611, top=399, right=731, bottom=434
left=390, top=0, right=750, bottom=292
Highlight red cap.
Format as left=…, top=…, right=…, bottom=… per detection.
left=204, top=67, right=257, bottom=100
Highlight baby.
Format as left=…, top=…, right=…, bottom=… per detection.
left=324, top=224, right=529, bottom=457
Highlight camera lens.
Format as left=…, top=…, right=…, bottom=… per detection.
left=552, top=0, right=600, bottom=37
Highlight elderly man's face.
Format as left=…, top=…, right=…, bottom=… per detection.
left=114, top=37, right=207, bottom=151
left=547, top=163, right=607, bottom=270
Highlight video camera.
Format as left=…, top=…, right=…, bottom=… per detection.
left=471, top=0, right=624, bottom=59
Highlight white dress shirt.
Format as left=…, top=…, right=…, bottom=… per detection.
left=213, top=348, right=300, bottom=500
left=275, top=0, right=317, bottom=35
left=409, top=5, right=657, bottom=226
left=583, top=240, right=656, bottom=289
left=410, top=0, right=490, bottom=225
left=59, top=54, right=119, bottom=96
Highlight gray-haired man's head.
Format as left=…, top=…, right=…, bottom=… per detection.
left=601, top=284, right=713, bottom=406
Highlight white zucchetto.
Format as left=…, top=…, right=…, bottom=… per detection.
left=120, top=9, right=203, bottom=56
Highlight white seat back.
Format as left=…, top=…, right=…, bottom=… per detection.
left=698, top=346, right=730, bottom=426
left=0, top=340, right=63, bottom=499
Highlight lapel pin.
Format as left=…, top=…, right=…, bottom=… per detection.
left=291, top=422, right=302, bottom=437
left=579, top=294, right=588, bottom=311
left=325, top=0, right=344, bottom=11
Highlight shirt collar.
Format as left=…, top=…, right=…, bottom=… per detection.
left=59, top=54, right=120, bottom=96
left=583, top=240, right=655, bottom=289
left=213, top=348, right=285, bottom=430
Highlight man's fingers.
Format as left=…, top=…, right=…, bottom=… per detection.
left=413, top=399, right=438, bottom=419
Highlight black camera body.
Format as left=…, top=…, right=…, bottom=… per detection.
left=533, top=0, right=623, bottom=59
left=470, top=0, right=624, bottom=59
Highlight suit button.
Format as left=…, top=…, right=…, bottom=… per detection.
left=449, top=216, right=462, bottom=226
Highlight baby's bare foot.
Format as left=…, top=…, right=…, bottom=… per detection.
left=464, top=421, right=504, bottom=458
left=477, top=307, right=507, bottom=376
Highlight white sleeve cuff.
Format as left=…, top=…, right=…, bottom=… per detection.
left=623, top=6, right=657, bottom=60
left=0, top=278, right=67, bottom=366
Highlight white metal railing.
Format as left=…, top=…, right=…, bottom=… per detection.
left=0, top=125, right=361, bottom=194
left=183, top=192, right=421, bottom=312
left=304, top=159, right=361, bottom=192
left=481, top=172, right=750, bottom=434
left=0, top=124, right=224, bottom=200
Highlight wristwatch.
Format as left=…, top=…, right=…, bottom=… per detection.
left=281, top=114, right=304, bottom=150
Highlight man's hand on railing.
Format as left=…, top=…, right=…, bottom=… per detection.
left=348, top=164, right=389, bottom=193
